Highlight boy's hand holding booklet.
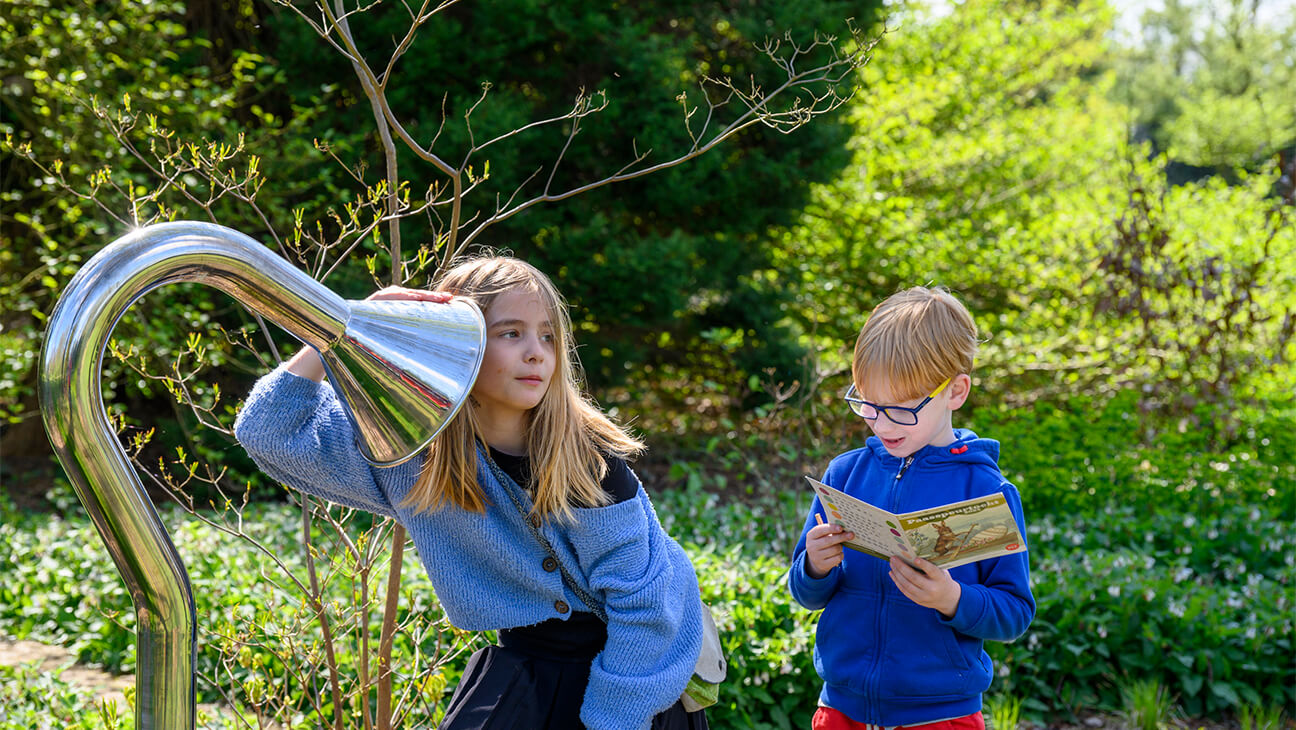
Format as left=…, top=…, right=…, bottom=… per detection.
left=806, top=477, right=1027, bottom=570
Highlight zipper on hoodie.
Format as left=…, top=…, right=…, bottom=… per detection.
left=867, top=453, right=915, bottom=713
left=895, top=455, right=915, bottom=482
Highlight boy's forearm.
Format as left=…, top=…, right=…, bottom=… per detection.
left=788, top=550, right=839, bottom=610
left=805, top=560, right=830, bottom=580
left=941, top=572, right=1035, bottom=641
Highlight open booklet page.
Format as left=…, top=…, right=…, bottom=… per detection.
left=805, top=477, right=1027, bottom=570
left=804, top=476, right=921, bottom=562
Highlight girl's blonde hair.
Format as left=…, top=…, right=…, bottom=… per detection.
left=401, top=255, right=644, bottom=522
left=852, top=286, right=978, bottom=401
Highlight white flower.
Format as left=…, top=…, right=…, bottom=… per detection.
left=1107, top=584, right=1121, bottom=597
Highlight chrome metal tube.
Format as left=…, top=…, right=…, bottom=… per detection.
left=38, top=221, right=484, bottom=729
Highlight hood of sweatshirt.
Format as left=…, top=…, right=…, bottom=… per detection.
left=863, top=427, right=1001, bottom=473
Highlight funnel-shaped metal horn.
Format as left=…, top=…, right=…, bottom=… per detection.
left=326, top=298, right=485, bottom=465
left=38, top=221, right=484, bottom=729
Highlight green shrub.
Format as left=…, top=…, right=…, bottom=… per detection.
left=0, top=503, right=482, bottom=723
left=692, top=546, right=818, bottom=729
left=999, top=503, right=1295, bottom=718
left=984, top=692, right=1023, bottom=730
left=1238, top=702, right=1288, bottom=730
left=4, top=396, right=1293, bottom=725
left=1120, top=677, right=1177, bottom=730
left=0, top=663, right=129, bottom=730
left=966, top=389, right=1296, bottom=520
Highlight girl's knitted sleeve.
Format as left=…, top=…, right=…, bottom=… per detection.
left=566, top=488, right=704, bottom=730
left=233, top=364, right=406, bottom=518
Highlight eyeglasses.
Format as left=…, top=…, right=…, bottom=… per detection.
left=844, top=377, right=952, bottom=426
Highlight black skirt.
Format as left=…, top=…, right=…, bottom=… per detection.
left=438, top=643, right=710, bottom=730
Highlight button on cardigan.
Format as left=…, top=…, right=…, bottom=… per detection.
left=233, top=365, right=705, bottom=730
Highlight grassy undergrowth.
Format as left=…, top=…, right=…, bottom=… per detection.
left=2, top=392, right=1292, bottom=727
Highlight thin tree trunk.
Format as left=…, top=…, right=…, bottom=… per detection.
left=303, top=505, right=346, bottom=730
left=377, top=526, right=406, bottom=730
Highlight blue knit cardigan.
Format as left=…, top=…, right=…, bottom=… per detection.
left=233, top=365, right=704, bottom=730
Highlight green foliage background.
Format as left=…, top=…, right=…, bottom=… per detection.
left=264, top=0, right=867, bottom=383
left=2, top=0, right=1294, bottom=726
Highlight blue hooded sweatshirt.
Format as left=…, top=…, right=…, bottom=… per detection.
left=788, top=429, right=1035, bottom=726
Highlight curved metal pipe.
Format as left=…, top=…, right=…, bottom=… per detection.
left=38, top=221, right=484, bottom=728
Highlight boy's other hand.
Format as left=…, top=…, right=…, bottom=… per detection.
left=889, top=556, right=962, bottom=618
left=806, top=518, right=854, bottom=579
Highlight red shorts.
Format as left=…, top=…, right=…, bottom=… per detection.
left=811, top=707, right=985, bottom=730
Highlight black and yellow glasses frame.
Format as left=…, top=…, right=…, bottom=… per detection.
left=843, top=377, right=952, bottom=426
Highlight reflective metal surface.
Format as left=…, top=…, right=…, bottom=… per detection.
left=38, top=221, right=485, bottom=729
left=327, top=297, right=486, bottom=464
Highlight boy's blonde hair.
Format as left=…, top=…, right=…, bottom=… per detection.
left=852, top=286, right=978, bottom=401
left=402, top=255, right=643, bottom=522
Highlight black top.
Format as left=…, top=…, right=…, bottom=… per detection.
left=489, top=446, right=639, bottom=660
left=488, top=447, right=639, bottom=505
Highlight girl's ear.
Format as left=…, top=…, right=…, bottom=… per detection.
left=947, top=373, right=973, bottom=410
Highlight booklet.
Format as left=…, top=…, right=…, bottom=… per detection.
left=805, top=477, right=1027, bottom=570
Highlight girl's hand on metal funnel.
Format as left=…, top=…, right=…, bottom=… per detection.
left=366, top=286, right=453, bottom=303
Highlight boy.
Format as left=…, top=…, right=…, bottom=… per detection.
left=788, top=287, right=1035, bottom=730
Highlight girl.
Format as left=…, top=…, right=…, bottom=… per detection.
left=234, top=256, right=708, bottom=730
